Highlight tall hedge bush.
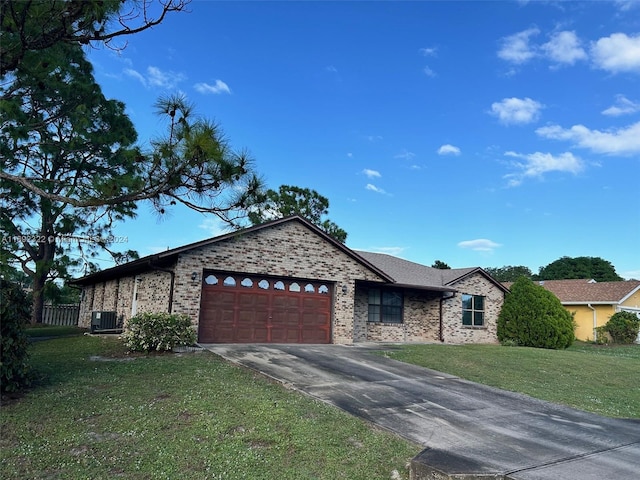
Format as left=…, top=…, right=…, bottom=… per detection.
left=1, top=280, right=32, bottom=393
left=604, top=311, right=640, bottom=344
left=122, top=312, right=196, bottom=352
left=497, top=276, right=574, bottom=349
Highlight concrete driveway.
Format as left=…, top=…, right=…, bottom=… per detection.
left=201, top=343, right=640, bottom=480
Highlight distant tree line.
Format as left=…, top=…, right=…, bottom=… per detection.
left=484, top=256, right=624, bottom=283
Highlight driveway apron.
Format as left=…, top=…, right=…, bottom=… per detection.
left=201, top=343, right=640, bottom=480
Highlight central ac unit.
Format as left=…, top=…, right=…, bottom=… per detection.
left=90, top=311, right=121, bottom=333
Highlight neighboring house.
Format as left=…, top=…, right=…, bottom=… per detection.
left=71, top=216, right=508, bottom=345
left=532, top=279, right=640, bottom=341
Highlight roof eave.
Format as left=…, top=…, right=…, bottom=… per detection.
left=445, top=267, right=511, bottom=293
left=70, top=216, right=395, bottom=286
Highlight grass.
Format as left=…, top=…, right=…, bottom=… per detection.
left=25, top=325, right=87, bottom=338
left=379, top=342, right=640, bottom=419
left=0, top=336, right=419, bottom=480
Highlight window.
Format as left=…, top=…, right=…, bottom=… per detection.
left=462, top=294, right=485, bottom=327
left=368, top=288, right=403, bottom=323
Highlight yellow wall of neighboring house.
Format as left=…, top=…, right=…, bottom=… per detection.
left=621, top=290, right=640, bottom=309
left=566, top=304, right=617, bottom=341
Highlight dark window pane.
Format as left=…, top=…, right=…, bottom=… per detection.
left=462, top=310, right=472, bottom=326
left=368, top=305, right=380, bottom=322
left=474, top=312, right=484, bottom=326
left=462, top=294, right=472, bottom=310
left=369, top=289, right=381, bottom=305
left=383, top=290, right=402, bottom=307
left=474, top=295, right=484, bottom=311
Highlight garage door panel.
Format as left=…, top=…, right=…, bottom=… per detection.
left=301, top=327, right=330, bottom=343
left=199, top=274, right=332, bottom=343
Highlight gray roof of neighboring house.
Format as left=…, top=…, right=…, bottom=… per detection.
left=355, top=251, right=497, bottom=291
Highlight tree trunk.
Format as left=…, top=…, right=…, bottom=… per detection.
left=31, top=273, right=46, bottom=324
left=30, top=233, right=56, bottom=325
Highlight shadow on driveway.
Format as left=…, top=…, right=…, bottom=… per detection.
left=201, top=343, right=640, bottom=480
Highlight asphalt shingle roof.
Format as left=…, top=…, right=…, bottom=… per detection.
left=535, top=279, right=640, bottom=303
left=355, top=251, right=478, bottom=289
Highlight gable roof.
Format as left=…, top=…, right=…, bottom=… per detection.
left=71, top=216, right=393, bottom=286
left=355, top=251, right=509, bottom=293
left=71, top=215, right=507, bottom=294
left=532, top=279, right=640, bottom=304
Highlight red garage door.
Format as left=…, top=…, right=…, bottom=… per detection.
left=198, top=273, right=332, bottom=344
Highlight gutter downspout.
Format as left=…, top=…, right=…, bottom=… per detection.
left=439, top=296, right=444, bottom=342
left=588, top=303, right=597, bottom=342
left=148, top=258, right=175, bottom=313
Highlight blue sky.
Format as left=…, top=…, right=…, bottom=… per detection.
left=87, top=0, right=640, bottom=279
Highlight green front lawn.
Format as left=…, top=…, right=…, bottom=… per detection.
left=25, top=325, right=87, bottom=338
left=1, top=336, right=418, bottom=480
left=379, top=342, right=640, bottom=419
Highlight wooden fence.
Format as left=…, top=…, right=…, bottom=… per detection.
left=42, top=304, right=80, bottom=326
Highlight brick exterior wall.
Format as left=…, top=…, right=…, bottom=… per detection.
left=355, top=285, right=441, bottom=343
left=171, top=221, right=385, bottom=344
left=79, top=220, right=386, bottom=343
left=76, top=220, right=505, bottom=345
left=78, top=270, right=173, bottom=328
left=441, top=273, right=504, bottom=344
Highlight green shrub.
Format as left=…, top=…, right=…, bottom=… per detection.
left=122, top=312, right=197, bottom=352
left=1, top=280, right=32, bottom=393
left=604, top=311, right=640, bottom=344
left=594, top=326, right=610, bottom=345
left=498, top=277, right=575, bottom=349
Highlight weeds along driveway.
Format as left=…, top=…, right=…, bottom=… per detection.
left=202, top=343, right=640, bottom=480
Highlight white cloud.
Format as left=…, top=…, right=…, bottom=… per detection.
left=591, top=33, right=640, bottom=74
left=125, top=66, right=185, bottom=89
left=423, top=66, right=436, bottom=77
left=365, top=135, right=383, bottom=142
left=536, top=121, right=640, bottom=155
left=147, top=66, right=185, bottom=89
left=498, top=27, right=540, bottom=64
left=602, top=95, right=640, bottom=116
left=194, top=79, right=232, bottom=95
left=366, top=183, right=387, bottom=194
left=614, top=0, right=640, bottom=11
left=457, top=239, right=502, bottom=252
left=124, top=68, right=147, bottom=87
left=419, top=47, right=438, bottom=57
left=503, top=151, right=584, bottom=186
left=363, top=169, right=381, bottom=178
left=437, top=144, right=461, bottom=156
left=199, top=218, right=229, bottom=237
left=490, top=97, right=543, bottom=125
left=541, top=31, right=587, bottom=65
left=394, top=150, right=416, bottom=160
left=326, top=65, right=338, bottom=73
